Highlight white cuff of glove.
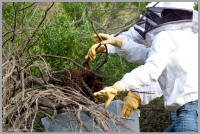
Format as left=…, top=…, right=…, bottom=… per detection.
left=114, top=81, right=126, bottom=92
left=106, top=38, right=129, bottom=56
left=120, top=38, right=134, bottom=53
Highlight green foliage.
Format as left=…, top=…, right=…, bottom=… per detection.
left=131, top=2, right=149, bottom=13
left=3, top=2, right=44, bottom=55
left=35, top=3, right=93, bottom=70
left=194, top=3, right=198, bottom=11
left=61, top=2, right=86, bottom=22
left=2, top=2, right=143, bottom=86
left=29, top=2, right=142, bottom=85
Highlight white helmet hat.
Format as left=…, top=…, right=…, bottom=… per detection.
left=147, top=2, right=194, bottom=11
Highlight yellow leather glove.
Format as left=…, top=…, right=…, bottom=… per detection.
left=121, top=91, right=141, bottom=118
left=85, top=43, right=106, bottom=60
left=93, top=82, right=124, bottom=109
left=85, top=33, right=124, bottom=60
left=93, top=33, right=124, bottom=48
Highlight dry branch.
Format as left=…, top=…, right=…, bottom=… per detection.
left=19, top=2, right=36, bottom=11
left=2, top=52, right=132, bottom=132
left=19, top=3, right=55, bottom=57
left=27, top=54, right=106, bottom=78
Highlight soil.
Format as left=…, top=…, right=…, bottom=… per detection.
left=60, top=65, right=105, bottom=100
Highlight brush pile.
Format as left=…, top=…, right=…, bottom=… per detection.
left=3, top=54, right=136, bottom=132
left=2, top=2, right=135, bottom=132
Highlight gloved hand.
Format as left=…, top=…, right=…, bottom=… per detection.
left=93, top=33, right=124, bottom=48
left=85, top=43, right=106, bottom=60
left=85, top=33, right=124, bottom=60
left=93, top=82, right=124, bottom=109
left=121, top=91, right=141, bottom=118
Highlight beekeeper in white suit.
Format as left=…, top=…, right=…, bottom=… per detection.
left=85, top=2, right=198, bottom=132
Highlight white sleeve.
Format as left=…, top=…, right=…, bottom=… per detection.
left=133, top=81, right=163, bottom=105
left=107, top=27, right=149, bottom=64
left=119, top=31, right=174, bottom=91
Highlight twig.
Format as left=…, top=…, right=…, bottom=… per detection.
left=51, top=69, right=66, bottom=75
left=66, top=107, right=74, bottom=132
left=107, top=17, right=138, bottom=31
left=114, top=2, right=159, bottom=37
left=2, top=59, right=10, bottom=68
left=105, top=3, right=118, bottom=29
left=81, top=79, right=95, bottom=101
left=27, top=3, right=39, bottom=24
left=2, top=36, right=13, bottom=47
left=25, top=65, right=48, bottom=85
left=26, top=29, right=46, bottom=52
left=63, top=76, right=88, bottom=97
left=19, top=2, right=55, bottom=57
left=11, top=2, right=18, bottom=43
left=86, top=12, right=107, bottom=33
left=19, top=2, right=36, bottom=11
left=38, top=55, right=51, bottom=80
left=75, top=106, right=90, bottom=132
left=19, top=2, right=26, bottom=52
left=71, top=7, right=86, bottom=25
left=89, top=18, right=109, bottom=71
left=26, top=54, right=105, bottom=78
left=90, top=20, right=103, bottom=41
left=3, top=31, right=14, bottom=38
left=3, top=56, right=16, bottom=84
left=20, top=70, right=25, bottom=101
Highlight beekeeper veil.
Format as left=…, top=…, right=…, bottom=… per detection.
left=134, top=2, right=198, bottom=46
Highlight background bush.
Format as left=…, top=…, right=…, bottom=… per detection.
left=3, top=2, right=148, bottom=85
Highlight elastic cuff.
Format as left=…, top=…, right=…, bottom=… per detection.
left=114, top=81, right=127, bottom=92
left=106, top=44, right=117, bottom=54
left=120, top=38, right=131, bottom=52
left=113, top=81, right=125, bottom=92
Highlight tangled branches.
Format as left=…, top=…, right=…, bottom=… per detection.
left=2, top=2, right=135, bottom=132
left=3, top=83, right=134, bottom=132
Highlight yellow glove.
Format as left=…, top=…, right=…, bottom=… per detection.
left=85, top=33, right=124, bottom=60
left=121, top=91, right=141, bottom=118
left=93, top=33, right=124, bottom=48
left=93, top=82, right=124, bottom=109
left=85, top=43, right=106, bottom=60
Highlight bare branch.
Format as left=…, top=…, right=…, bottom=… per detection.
left=86, top=9, right=109, bottom=71
left=26, top=54, right=106, bottom=78
left=26, top=65, right=48, bottom=85
left=3, top=30, right=13, bottom=38
left=19, top=2, right=36, bottom=11
left=26, top=29, right=46, bottom=52
left=11, top=2, right=18, bottom=42
left=20, top=70, right=25, bottom=101
left=19, top=2, right=55, bottom=57
left=114, top=2, right=159, bottom=37
left=3, top=56, right=16, bottom=85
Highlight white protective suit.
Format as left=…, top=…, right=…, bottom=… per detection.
left=107, top=2, right=198, bottom=111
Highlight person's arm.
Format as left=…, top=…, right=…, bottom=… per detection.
left=119, top=30, right=174, bottom=91
left=133, top=81, right=163, bottom=105
left=107, top=27, right=150, bottom=64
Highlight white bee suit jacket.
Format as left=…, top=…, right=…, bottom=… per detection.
left=107, top=2, right=198, bottom=111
